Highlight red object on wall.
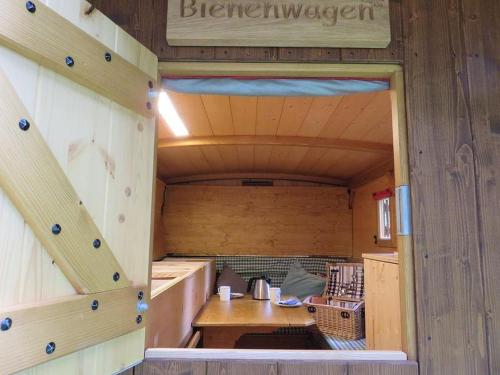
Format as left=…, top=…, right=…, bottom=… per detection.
left=372, top=188, right=393, bottom=201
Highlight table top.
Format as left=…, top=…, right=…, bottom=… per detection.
left=193, top=295, right=315, bottom=328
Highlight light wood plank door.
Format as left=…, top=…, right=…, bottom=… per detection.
left=0, top=0, right=158, bottom=373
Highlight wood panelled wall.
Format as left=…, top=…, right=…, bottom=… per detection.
left=90, top=0, right=500, bottom=374
left=89, top=1, right=404, bottom=63
left=352, top=173, right=397, bottom=260
left=161, top=185, right=352, bottom=256
left=153, top=179, right=167, bottom=260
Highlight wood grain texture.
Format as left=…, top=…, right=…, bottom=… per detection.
left=208, top=361, right=277, bottom=375
left=157, top=90, right=392, bottom=183
left=0, top=0, right=156, bottom=118
left=0, top=0, right=157, bottom=373
left=349, top=158, right=394, bottom=189
left=0, top=286, right=146, bottom=374
left=278, top=361, right=418, bottom=375
left=147, top=260, right=215, bottom=348
left=158, top=135, right=393, bottom=154
left=363, top=255, right=402, bottom=350
left=166, top=0, right=390, bottom=48
left=89, top=0, right=403, bottom=63
left=162, top=185, right=352, bottom=256
left=193, top=295, right=315, bottom=327
left=403, top=0, right=492, bottom=373
left=133, top=359, right=417, bottom=375
left=159, top=62, right=400, bottom=78
left=0, top=64, right=130, bottom=294
left=135, top=360, right=206, bottom=375
left=459, top=0, right=500, bottom=374
left=341, top=0, right=403, bottom=62
left=352, top=174, right=397, bottom=260
left=153, top=179, right=167, bottom=260
left=390, top=70, right=417, bottom=360
left=36, top=0, right=500, bottom=373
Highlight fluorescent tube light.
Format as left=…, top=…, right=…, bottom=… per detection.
left=158, top=91, right=189, bottom=137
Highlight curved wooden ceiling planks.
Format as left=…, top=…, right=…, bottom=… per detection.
left=157, top=90, right=393, bottom=184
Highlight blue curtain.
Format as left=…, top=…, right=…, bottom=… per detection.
left=163, top=78, right=389, bottom=97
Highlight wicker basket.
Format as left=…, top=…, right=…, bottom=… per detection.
left=304, top=262, right=365, bottom=340
left=304, top=296, right=365, bottom=340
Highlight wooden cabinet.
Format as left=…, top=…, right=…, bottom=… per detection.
left=147, top=259, right=215, bottom=348
left=363, top=253, right=402, bottom=350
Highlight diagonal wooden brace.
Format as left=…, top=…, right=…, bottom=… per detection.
left=0, top=65, right=130, bottom=294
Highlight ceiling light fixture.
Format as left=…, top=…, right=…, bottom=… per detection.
left=158, top=91, right=189, bottom=137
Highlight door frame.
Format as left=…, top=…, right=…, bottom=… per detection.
left=157, top=62, right=417, bottom=361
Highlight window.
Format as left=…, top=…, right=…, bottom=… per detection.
left=378, top=197, right=391, bottom=240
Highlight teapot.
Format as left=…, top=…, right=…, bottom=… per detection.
left=247, top=275, right=271, bottom=300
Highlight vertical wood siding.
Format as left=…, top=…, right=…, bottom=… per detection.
left=135, top=359, right=418, bottom=375
left=403, top=0, right=498, bottom=374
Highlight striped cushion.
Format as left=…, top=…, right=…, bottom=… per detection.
left=322, top=334, right=367, bottom=350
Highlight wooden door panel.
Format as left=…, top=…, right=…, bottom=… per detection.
left=0, top=0, right=157, bottom=373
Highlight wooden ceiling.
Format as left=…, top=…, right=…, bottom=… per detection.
left=157, top=90, right=393, bottom=185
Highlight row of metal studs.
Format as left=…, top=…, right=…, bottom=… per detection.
left=0, top=291, right=146, bottom=355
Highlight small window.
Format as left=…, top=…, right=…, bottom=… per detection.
left=378, top=197, right=391, bottom=240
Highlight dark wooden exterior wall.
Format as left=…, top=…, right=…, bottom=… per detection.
left=88, top=0, right=404, bottom=63
left=134, top=360, right=418, bottom=375
left=89, top=1, right=500, bottom=374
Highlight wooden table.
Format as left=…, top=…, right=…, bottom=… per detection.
left=193, top=295, right=316, bottom=348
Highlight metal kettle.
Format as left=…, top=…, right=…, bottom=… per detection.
left=247, top=276, right=271, bottom=300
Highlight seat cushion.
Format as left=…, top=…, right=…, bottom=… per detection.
left=216, top=263, right=247, bottom=294
left=213, top=255, right=348, bottom=287
left=281, top=262, right=326, bottom=300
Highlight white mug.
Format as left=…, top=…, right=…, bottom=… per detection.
left=270, top=287, right=281, bottom=304
left=218, top=286, right=231, bottom=302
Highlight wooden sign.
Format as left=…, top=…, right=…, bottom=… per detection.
left=166, top=0, right=390, bottom=48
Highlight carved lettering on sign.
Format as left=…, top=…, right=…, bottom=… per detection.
left=180, top=0, right=377, bottom=27
left=167, top=0, right=391, bottom=48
